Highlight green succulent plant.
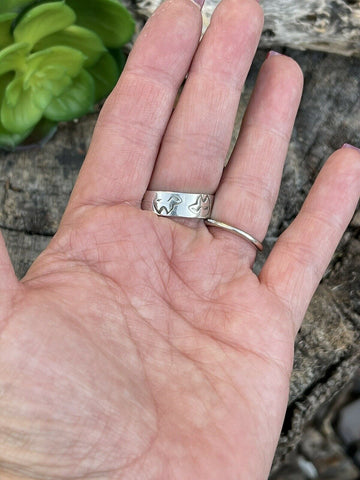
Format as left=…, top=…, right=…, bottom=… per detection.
left=0, top=0, right=135, bottom=149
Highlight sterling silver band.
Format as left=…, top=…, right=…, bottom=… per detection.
left=142, top=191, right=214, bottom=219
left=205, top=218, right=263, bottom=251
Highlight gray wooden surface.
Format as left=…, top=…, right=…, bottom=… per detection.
left=136, top=0, right=360, bottom=56
left=0, top=46, right=359, bottom=471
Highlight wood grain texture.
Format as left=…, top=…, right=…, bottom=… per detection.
left=136, top=0, right=360, bottom=56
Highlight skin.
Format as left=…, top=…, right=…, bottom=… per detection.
left=0, top=0, right=359, bottom=478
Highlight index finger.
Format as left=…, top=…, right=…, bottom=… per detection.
left=67, top=0, right=203, bottom=212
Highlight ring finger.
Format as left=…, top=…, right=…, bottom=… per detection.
left=148, top=0, right=263, bottom=193
left=210, top=52, right=304, bottom=260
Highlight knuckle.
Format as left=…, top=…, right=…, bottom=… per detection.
left=225, top=173, right=276, bottom=214
left=278, top=237, right=324, bottom=280
left=165, top=130, right=229, bottom=159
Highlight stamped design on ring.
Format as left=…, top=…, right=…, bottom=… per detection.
left=188, top=194, right=212, bottom=217
left=153, top=193, right=182, bottom=215
left=143, top=191, right=214, bottom=219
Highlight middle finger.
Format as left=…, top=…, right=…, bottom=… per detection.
left=149, top=0, right=263, bottom=193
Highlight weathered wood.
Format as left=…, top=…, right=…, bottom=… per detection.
left=0, top=48, right=359, bottom=472
left=135, top=0, right=360, bottom=56
left=0, top=113, right=97, bottom=275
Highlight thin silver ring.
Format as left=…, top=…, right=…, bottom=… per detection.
left=142, top=190, right=214, bottom=219
left=205, top=218, right=263, bottom=251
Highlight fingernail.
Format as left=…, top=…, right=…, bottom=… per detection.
left=191, top=0, right=205, bottom=8
left=342, top=143, right=360, bottom=153
left=266, top=50, right=282, bottom=59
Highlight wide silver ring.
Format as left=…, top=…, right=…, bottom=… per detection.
left=142, top=190, right=214, bottom=219
left=205, top=218, right=263, bottom=251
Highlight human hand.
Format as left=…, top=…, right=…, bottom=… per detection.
left=0, top=0, right=359, bottom=479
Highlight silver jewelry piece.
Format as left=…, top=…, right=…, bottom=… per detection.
left=205, top=218, right=263, bottom=251
left=142, top=191, right=214, bottom=219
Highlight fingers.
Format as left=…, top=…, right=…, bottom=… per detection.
left=260, top=146, right=360, bottom=332
left=67, top=0, right=203, bottom=211
left=149, top=0, right=263, bottom=193
left=210, top=53, right=303, bottom=259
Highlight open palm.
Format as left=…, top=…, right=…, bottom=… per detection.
left=1, top=0, right=359, bottom=479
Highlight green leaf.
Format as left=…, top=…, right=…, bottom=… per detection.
left=109, top=47, right=126, bottom=71
left=0, top=13, right=16, bottom=48
left=44, top=69, right=95, bottom=121
left=13, top=1, right=76, bottom=47
left=0, top=42, right=28, bottom=76
left=66, top=0, right=135, bottom=48
left=0, top=72, right=32, bottom=148
left=87, top=51, right=119, bottom=102
left=22, top=46, right=85, bottom=111
left=34, top=25, right=106, bottom=67
left=31, top=65, right=72, bottom=106
left=1, top=73, right=43, bottom=133
left=31, top=69, right=73, bottom=110
left=0, top=119, right=32, bottom=148
left=0, top=72, right=14, bottom=99
left=0, top=1, right=33, bottom=14
left=4, top=73, right=23, bottom=107
left=19, top=116, right=57, bottom=148
left=26, top=46, right=85, bottom=81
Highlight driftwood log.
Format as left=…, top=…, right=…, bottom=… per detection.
left=136, top=0, right=360, bottom=56
left=0, top=27, right=360, bottom=475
